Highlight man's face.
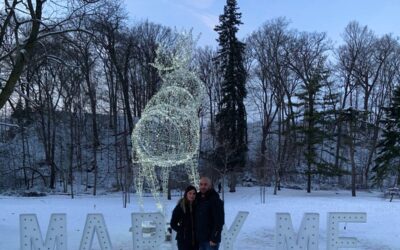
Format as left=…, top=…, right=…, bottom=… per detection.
left=199, top=178, right=210, bottom=194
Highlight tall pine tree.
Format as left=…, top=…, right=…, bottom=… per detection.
left=373, top=85, right=400, bottom=187
left=293, top=71, right=335, bottom=193
left=214, top=0, right=247, bottom=192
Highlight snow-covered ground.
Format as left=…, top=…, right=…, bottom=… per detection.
left=1, top=187, right=399, bottom=250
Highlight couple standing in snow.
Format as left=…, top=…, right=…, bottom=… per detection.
left=170, top=177, right=225, bottom=250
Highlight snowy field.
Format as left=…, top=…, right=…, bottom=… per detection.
left=1, top=187, right=400, bottom=250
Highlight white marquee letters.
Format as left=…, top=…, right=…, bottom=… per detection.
left=222, top=211, right=249, bottom=250
left=276, top=212, right=367, bottom=250
left=131, top=212, right=165, bottom=250
left=79, top=214, right=112, bottom=250
left=276, top=213, right=319, bottom=250
left=20, top=213, right=67, bottom=250
left=327, top=212, right=367, bottom=250
left=19, top=212, right=247, bottom=250
left=19, top=211, right=366, bottom=250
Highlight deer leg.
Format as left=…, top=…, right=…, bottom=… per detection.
left=142, top=163, right=164, bottom=213
left=185, top=157, right=200, bottom=189
left=134, top=164, right=146, bottom=211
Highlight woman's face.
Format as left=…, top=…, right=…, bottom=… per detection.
left=186, top=190, right=196, bottom=202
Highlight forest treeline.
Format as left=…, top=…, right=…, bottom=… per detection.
left=1, top=0, right=400, bottom=197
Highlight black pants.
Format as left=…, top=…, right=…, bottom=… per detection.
left=178, top=240, right=198, bottom=250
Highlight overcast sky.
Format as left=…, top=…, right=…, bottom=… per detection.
left=123, top=0, right=400, bottom=47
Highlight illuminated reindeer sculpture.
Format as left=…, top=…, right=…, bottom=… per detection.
left=131, top=35, right=203, bottom=211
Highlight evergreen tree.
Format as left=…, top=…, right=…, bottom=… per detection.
left=320, top=85, right=348, bottom=178
left=214, top=0, right=247, bottom=192
left=293, top=72, right=331, bottom=193
left=373, top=85, right=400, bottom=186
left=292, top=68, right=344, bottom=193
left=286, top=31, right=335, bottom=193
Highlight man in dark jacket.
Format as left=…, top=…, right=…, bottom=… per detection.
left=196, top=177, right=224, bottom=250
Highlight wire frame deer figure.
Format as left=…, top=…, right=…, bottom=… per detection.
left=131, top=35, right=203, bottom=212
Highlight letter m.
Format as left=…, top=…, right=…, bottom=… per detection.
left=276, top=213, right=319, bottom=250
left=20, top=214, right=67, bottom=250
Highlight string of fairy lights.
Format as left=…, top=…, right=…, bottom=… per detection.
left=131, top=32, right=203, bottom=212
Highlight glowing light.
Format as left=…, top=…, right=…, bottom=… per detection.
left=132, top=32, right=203, bottom=212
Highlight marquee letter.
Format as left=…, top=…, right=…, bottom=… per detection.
left=20, top=213, right=67, bottom=250
left=276, top=213, right=319, bottom=250
left=131, top=212, right=165, bottom=250
left=327, top=212, right=366, bottom=250
left=222, top=211, right=249, bottom=250
left=79, top=214, right=112, bottom=250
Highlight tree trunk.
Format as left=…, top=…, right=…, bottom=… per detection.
left=335, top=121, right=343, bottom=185
left=363, top=124, right=380, bottom=189
left=274, top=107, right=283, bottom=195
left=69, top=112, right=75, bottom=199
left=85, top=57, right=99, bottom=196
left=21, top=126, right=29, bottom=189
left=0, top=0, right=44, bottom=109
left=350, top=123, right=357, bottom=197
left=228, top=171, right=236, bottom=192
left=306, top=95, right=314, bottom=194
left=89, top=95, right=98, bottom=196
left=307, top=166, right=311, bottom=193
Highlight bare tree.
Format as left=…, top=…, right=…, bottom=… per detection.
left=24, top=43, right=63, bottom=189
left=247, top=18, right=297, bottom=194
left=336, top=22, right=400, bottom=190
left=0, top=0, right=98, bottom=110
left=195, top=46, right=221, bottom=148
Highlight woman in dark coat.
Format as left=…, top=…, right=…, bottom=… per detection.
left=170, top=185, right=198, bottom=250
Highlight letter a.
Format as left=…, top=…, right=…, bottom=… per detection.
left=79, top=214, right=112, bottom=250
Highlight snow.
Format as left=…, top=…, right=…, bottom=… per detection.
left=1, top=187, right=399, bottom=250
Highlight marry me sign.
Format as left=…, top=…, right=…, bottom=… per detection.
left=19, top=211, right=366, bottom=249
